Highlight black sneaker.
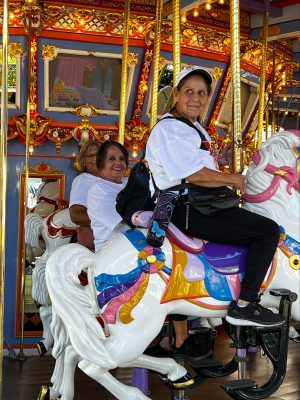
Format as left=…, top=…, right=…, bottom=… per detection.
left=172, top=329, right=214, bottom=362
left=226, top=300, right=285, bottom=327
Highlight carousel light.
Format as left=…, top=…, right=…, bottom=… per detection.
left=138, top=25, right=144, bottom=33
left=9, top=12, right=15, bottom=20
left=283, top=96, right=287, bottom=101
left=285, top=111, right=288, bottom=115
left=193, top=8, right=199, bottom=17
left=192, top=34, right=197, bottom=42
left=79, top=19, right=85, bottom=26
left=181, top=12, right=187, bottom=23
left=131, top=150, right=138, bottom=158
left=29, top=144, right=34, bottom=154
left=219, top=0, right=225, bottom=4
left=205, top=1, right=212, bottom=10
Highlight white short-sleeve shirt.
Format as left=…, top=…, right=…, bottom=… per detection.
left=69, top=173, right=100, bottom=208
left=87, top=177, right=129, bottom=252
left=145, top=114, right=216, bottom=190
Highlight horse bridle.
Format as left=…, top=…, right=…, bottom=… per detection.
left=242, top=149, right=299, bottom=203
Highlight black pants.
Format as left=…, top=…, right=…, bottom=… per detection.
left=172, top=198, right=280, bottom=303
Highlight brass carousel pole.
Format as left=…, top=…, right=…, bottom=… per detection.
left=257, top=10, right=269, bottom=149
left=149, top=0, right=163, bottom=129
left=172, top=0, right=181, bottom=86
left=118, top=0, right=131, bottom=145
left=18, top=2, right=33, bottom=360
left=230, top=0, right=243, bottom=173
left=0, top=0, right=9, bottom=393
left=271, top=49, right=276, bottom=134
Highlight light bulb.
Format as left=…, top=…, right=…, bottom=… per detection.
left=181, top=13, right=187, bottom=23
left=205, top=2, right=212, bottom=10
left=193, top=8, right=199, bottom=17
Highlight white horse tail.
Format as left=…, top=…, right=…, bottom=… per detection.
left=24, top=212, right=44, bottom=248
left=32, top=264, right=49, bottom=306
left=46, top=244, right=118, bottom=370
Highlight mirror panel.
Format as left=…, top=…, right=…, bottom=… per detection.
left=15, top=163, right=65, bottom=337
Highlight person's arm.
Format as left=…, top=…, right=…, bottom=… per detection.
left=69, top=204, right=91, bottom=227
left=187, top=167, right=246, bottom=193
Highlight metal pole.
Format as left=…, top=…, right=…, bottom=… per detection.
left=18, top=3, right=33, bottom=361
left=149, top=0, right=163, bottom=129
left=172, top=0, right=181, bottom=86
left=118, top=0, right=131, bottom=145
left=0, top=0, right=9, bottom=395
left=230, top=0, right=243, bottom=173
left=257, top=10, right=269, bottom=148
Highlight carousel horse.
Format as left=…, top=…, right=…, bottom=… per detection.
left=25, top=207, right=77, bottom=355
left=44, top=130, right=299, bottom=400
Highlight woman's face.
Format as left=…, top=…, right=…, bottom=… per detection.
left=173, top=75, right=209, bottom=123
left=84, top=145, right=99, bottom=176
left=99, top=145, right=127, bottom=184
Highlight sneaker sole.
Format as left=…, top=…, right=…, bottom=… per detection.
left=225, top=316, right=285, bottom=327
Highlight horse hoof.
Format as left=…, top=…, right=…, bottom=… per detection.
left=37, top=385, right=49, bottom=400
left=37, top=341, right=47, bottom=357
left=161, top=372, right=195, bottom=389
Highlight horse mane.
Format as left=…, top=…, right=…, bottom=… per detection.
left=245, top=131, right=299, bottom=221
left=46, top=243, right=118, bottom=370
left=24, top=212, right=44, bottom=248
left=32, top=264, right=49, bottom=306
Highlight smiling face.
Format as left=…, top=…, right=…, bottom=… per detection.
left=99, top=145, right=127, bottom=184
left=173, top=74, right=210, bottom=123
left=84, top=145, right=100, bottom=176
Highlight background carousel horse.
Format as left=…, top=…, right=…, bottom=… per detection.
left=45, top=130, right=299, bottom=400
left=25, top=207, right=77, bottom=355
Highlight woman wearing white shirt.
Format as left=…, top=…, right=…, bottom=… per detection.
left=146, top=66, right=284, bottom=332
left=87, top=141, right=129, bottom=253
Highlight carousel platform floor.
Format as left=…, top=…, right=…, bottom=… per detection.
left=3, top=337, right=300, bottom=400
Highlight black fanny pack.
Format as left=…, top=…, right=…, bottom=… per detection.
left=188, top=185, right=242, bottom=215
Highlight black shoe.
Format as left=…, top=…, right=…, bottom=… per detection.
left=144, top=344, right=170, bottom=357
left=226, top=300, right=285, bottom=327
left=172, top=329, right=214, bottom=362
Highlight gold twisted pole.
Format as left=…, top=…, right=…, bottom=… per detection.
left=172, top=0, right=181, bottom=87
left=230, top=0, right=243, bottom=173
left=0, top=0, right=9, bottom=390
left=257, top=10, right=269, bottom=149
left=18, top=2, right=33, bottom=361
left=150, top=0, right=163, bottom=129
left=119, top=0, right=131, bottom=145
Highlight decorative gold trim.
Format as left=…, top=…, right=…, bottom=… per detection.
left=9, top=42, right=23, bottom=57
left=28, top=162, right=61, bottom=174
left=173, top=378, right=195, bottom=388
left=37, top=385, right=49, bottom=400
left=42, top=45, right=57, bottom=61
left=127, top=52, right=138, bottom=66
left=71, top=103, right=102, bottom=118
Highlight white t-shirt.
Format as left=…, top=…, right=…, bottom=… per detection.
left=145, top=114, right=216, bottom=191
left=87, top=177, right=129, bottom=252
left=69, top=173, right=100, bottom=208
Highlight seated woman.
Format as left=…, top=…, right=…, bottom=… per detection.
left=87, top=141, right=129, bottom=252
left=88, top=141, right=211, bottom=360
left=69, top=141, right=101, bottom=251
left=146, top=66, right=284, bottom=328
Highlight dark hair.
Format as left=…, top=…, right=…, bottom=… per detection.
left=176, top=71, right=212, bottom=97
left=78, top=141, right=101, bottom=172
left=96, top=141, right=129, bottom=170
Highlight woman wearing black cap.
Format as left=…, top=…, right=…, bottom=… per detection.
left=146, top=66, right=284, bottom=332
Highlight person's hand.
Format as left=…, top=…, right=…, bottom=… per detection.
left=230, top=173, right=246, bottom=193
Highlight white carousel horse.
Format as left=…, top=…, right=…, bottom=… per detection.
left=25, top=208, right=77, bottom=354
left=45, top=130, right=299, bottom=400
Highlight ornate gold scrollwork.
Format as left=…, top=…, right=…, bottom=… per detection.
left=127, top=52, right=139, bottom=66
left=72, top=118, right=98, bottom=144
left=13, top=113, right=52, bottom=146
left=70, top=103, right=102, bottom=118
left=124, top=120, right=149, bottom=151
left=28, top=162, right=60, bottom=174
left=9, top=42, right=23, bottom=57
left=42, top=45, right=57, bottom=61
